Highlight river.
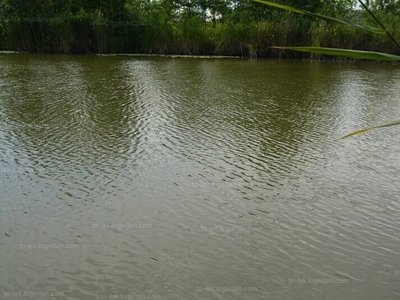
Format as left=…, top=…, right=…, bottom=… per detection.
left=1, top=54, right=400, bottom=299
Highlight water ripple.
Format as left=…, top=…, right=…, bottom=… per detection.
left=1, top=56, right=400, bottom=299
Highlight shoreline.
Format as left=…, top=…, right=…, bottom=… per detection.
left=0, top=51, right=241, bottom=59
left=97, top=53, right=242, bottom=59
left=1, top=51, right=399, bottom=64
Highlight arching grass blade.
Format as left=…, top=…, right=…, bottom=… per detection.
left=253, top=0, right=384, bottom=34
left=335, top=119, right=400, bottom=141
left=272, top=46, right=400, bottom=60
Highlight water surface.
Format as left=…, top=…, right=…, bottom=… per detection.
left=1, top=54, right=400, bottom=299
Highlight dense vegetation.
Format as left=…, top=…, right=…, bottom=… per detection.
left=0, top=0, right=399, bottom=56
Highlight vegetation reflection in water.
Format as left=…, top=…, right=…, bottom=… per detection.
left=1, top=55, right=400, bottom=299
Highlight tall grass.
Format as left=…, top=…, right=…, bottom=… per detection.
left=307, top=17, right=400, bottom=56
left=138, top=6, right=174, bottom=54
left=175, top=14, right=211, bottom=55
left=211, top=11, right=311, bottom=57
left=1, top=3, right=400, bottom=57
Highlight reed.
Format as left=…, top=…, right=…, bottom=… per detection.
left=1, top=0, right=400, bottom=60
left=175, top=14, right=210, bottom=55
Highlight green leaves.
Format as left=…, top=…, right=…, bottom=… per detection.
left=253, top=0, right=385, bottom=34
left=272, top=46, right=400, bottom=60
left=335, top=119, right=400, bottom=140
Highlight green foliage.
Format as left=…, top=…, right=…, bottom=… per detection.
left=140, top=1, right=175, bottom=53
left=0, top=0, right=400, bottom=57
left=254, top=0, right=383, bottom=33
left=255, top=0, right=400, bottom=57
left=318, top=0, right=356, bottom=17
left=368, top=0, right=400, bottom=13
left=176, top=13, right=210, bottom=54
left=288, top=0, right=323, bottom=11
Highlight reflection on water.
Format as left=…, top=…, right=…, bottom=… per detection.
left=1, top=54, right=400, bottom=300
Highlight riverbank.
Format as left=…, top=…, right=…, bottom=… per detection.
left=3, top=51, right=400, bottom=65
left=1, top=10, right=400, bottom=58
left=96, top=54, right=242, bottom=59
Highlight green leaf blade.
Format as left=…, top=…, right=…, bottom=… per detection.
left=273, top=46, right=400, bottom=60
left=253, top=0, right=385, bottom=34
left=335, top=119, right=400, bottom=141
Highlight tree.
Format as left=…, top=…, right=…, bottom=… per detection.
left=369, top=0, right=400, bottom=13
left=197, top=0, right=231, bottom=27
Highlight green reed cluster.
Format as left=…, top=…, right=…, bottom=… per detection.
left=0, top=0, right=399, bottom=57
